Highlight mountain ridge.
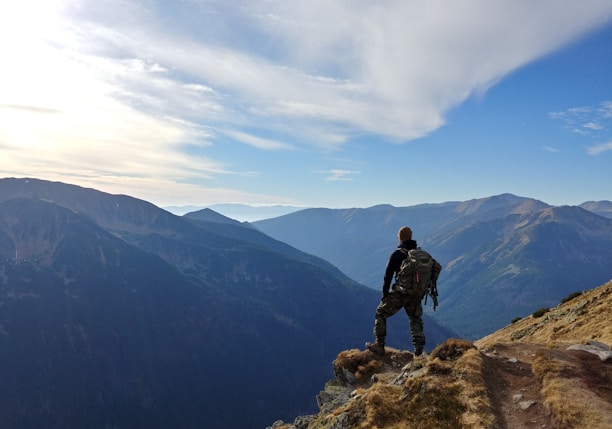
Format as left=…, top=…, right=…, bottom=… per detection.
left=426, top=204, right=612, bottom=338
left=579, top=200, right=612, bottom=219
left=253, top=195, right=612, bottom=339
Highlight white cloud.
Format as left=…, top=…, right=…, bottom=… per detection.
left=551, top=100, right=611, bottom=136
left=0, top=61, right=226, bottom=186
left=599, top=101, right=612, bottom=118
left=583, top=122, right=604, bottom=130
left=317, top=169, right=361, bottom=182
left=587, top=141, right=612, bottom=155
left=30, top=0, right=612, bottom=143
left=567, top=107, right=593, bottom=114
left=223, top=130, right=293, bottom=150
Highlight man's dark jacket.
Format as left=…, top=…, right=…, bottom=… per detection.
left=382, top=239, right=417, bottom=295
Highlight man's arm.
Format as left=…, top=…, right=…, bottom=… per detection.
left=382, top=250, right=403, bottom=295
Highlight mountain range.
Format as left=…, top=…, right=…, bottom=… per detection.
left=165, top=203, right=304, bottom=221
left=252, top=194, right=612, bottom=339
left=0, top=178, right=454, bottom=429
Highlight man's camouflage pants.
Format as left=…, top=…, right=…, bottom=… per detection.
left=373, top=291, right=425, bottom=350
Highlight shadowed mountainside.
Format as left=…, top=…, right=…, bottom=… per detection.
left=0, top=178, right=455, bottom=429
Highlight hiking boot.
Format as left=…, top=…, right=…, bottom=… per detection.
left=366, top=341, right=385, bottom=355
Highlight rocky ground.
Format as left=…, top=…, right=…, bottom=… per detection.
left=479, top=341, right=612, bottom=429
left=480, top=343, right=554, bottom=429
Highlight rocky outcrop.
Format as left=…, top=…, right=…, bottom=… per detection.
left=567, top=340, right=612, bottom=362
left=268, top=339, right=490, bottom=429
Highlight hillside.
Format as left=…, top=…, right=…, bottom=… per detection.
left=270, top=280, right=612, bottom=429
left=252, top=194, right=551, bottom=288
left=429, top=205, right=612, bottom=339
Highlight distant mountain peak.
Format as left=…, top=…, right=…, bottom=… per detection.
left=453, top=193, right=549, bottom=216
left=580, top=200, right=612, bottom=219
left=184, top=207, right=243, bottom=225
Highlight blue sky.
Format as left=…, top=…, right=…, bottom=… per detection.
left=1, top=1, right=611, bottom=211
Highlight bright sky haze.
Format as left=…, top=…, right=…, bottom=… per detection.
left=1, top=0, right=611, bottom=210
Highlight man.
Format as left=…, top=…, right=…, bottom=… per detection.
left=366, top=226, right=439, bottom=356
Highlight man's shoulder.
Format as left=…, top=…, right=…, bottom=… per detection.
left=392, top=247, right=409, bottom=260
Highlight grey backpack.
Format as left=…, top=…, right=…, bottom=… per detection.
left=392, top=247, right=442, bottom=308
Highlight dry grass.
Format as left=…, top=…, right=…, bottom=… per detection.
left=453, top=348, right=496, bottom=429
left=532, top=348, right=612, bottom=429
left=532, top=350, right=581, bottom=428
left=323, top=339, right=495, bottom=429
left=430, top=338, right=476, bottom=361
left=333, top=348, right=413, bottom=385
left=333, top=349, right=386, bottom=384
left=360, top=383, right=411, bottom=428
left=476, top=281, right=612, bottom=348
left=343, top=376, right=465, bottom=429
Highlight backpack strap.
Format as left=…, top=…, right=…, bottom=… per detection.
left=427, top=259, right=442, bottom=310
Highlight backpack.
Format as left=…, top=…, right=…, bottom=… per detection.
left=392, top=247, right=442, bottom=309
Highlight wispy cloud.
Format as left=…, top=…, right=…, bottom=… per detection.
left=317, top=169, right=361, bottom=182
left=0, top=104, right=62, bottom=114
left=550, top=100, right=612, bottom=137
left=583, top=122, right=604, bottom=130
left=599, top=101, right=612, bottom=118
left=587, top=141, right=612, bottom=155
left=223, top=130, right=294, bottom=151
left=41, top=0, right=612, bottom=144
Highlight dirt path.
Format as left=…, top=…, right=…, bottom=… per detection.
left=481, top=343, right=553, bottom=429
left=479, top=342, right=612, bottom=429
